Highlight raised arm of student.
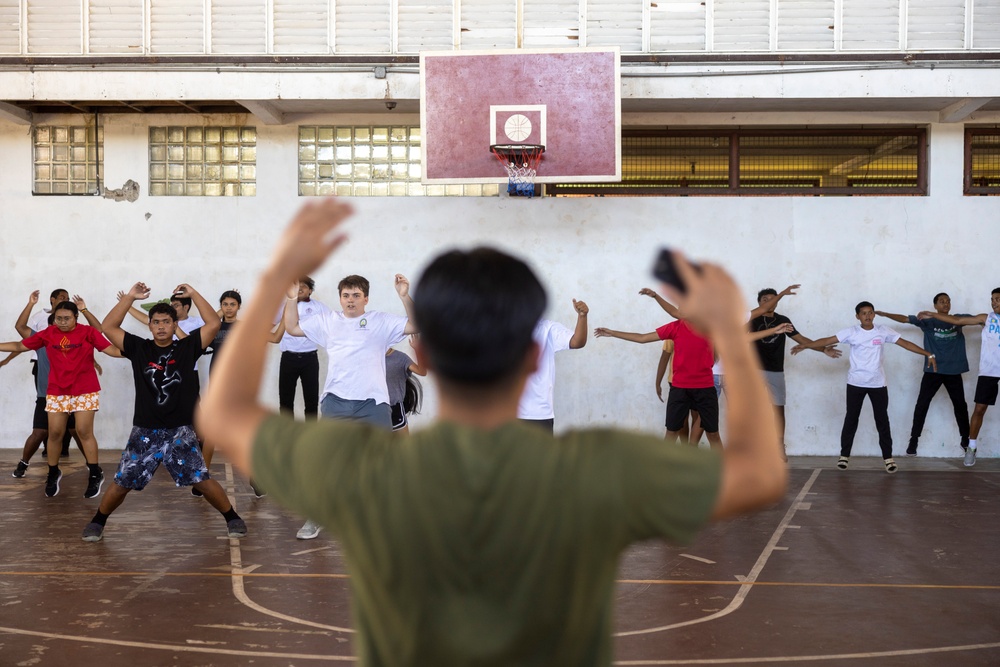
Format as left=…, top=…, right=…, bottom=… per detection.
left=747, top=322, right=794, bottom=341
left=916, top=311, right=986, bottom=326
left=789, top=333, right=841, bottom=358
left=638, top=287, right=682, bottom=319
left=267, top=318, right=286, bottom=344
left=395, top=274, right=419, bottom=335
left=895, top=338, right=937, bottom=372
left=198, top=199, right=353, bottom=475
left=874, top=310, right=910, bottom=324
left=14, top=291, right=39, bottom=338
left=282, top=282, right=306, bottom=337
left=118, top=290, right=152, bottom=325
left=748, top=284, right=800, bottom=320
left=174, top=284, right=220, bottom=349
left=569, top=299, right=589, bottom=349
left=72, top=295, right=103, bottom=330
left=103, top=282, right=151, bottom=350
left=661, top=254, right=786, bottom=520
left=790, top=334, right=839, bottom=356
left=593, top=328, right=661, bottom=344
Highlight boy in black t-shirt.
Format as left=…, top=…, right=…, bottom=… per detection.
left=80, top=282, right=247, bottom=542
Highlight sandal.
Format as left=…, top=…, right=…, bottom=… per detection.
left=837, top=456, right=849, bottom=470
left=884, top=458, right=898, bottom=474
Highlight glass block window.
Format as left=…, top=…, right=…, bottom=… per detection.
left=33, top=126, right=103, bottom=195
left=149, top=126, right=256, bottom=196
left=298, top=126, right=498, bottom=197
left=550, top=129, right=927, bottom=196
left=965, top=128, right=1000, bottom=195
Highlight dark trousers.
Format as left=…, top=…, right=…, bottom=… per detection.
left=841, top=384, right=892, bottom=458
left=279, top=351, right=319, bottom=420
left=910, top=373, right=970, bottom=442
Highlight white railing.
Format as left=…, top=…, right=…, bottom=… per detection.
left=0, top=0, right=997, bottom=56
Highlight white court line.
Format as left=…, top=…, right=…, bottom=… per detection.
left=293, top=546, right=335, bottom=556
left=679, top=554, right=716, bottom=565
left=224, top=463, right=355, bottom=634
left=614, top=641, right=1000, bottom=664
left=0, top=626, right=352, bottom=661
left=615, top=468, right=821, bottom=637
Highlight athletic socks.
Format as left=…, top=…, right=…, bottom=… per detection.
left=90, top=510, right=110, bottom=527
left=221, top=507, right=242, bottom=523
left=968, top=439, right=978, bottom=450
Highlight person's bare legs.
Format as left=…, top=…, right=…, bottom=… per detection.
left=96, top=483, right=131, bottom=515
left=970, top=403, right=988, bottom=440
left=20, top=429, right=47, bottom=464
left=70, top=411, right=100, bottom=465
left=193, top=479, right=235, bottom=513
left=706, top=431, right=723, bottom=450
left=775, top=405, right=787, bottom=460
left=45, top=412, right=70, bottom=467
left=202, top=440, right=215, bottom=468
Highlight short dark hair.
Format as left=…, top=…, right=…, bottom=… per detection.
left=413, top=247, right=546, bottom=385
left=933, top=292, right=949, bottom=304
left=757, top=288, right=778, bottom=302
left=149, top=303, right=178, bottom=321
left=855, top=301, right=874, bottom=314
left=300, top=276, right=316, bottom=291
left=171, top=296, right=192, bottom=309
left=992, top=287, right=1000, bottom=297
left=53, top=301, right=78, bottom=318
left=50, top=288, right=68, bottom=300
left=220, top=290, right=242, bottom=305
left=338, top=275, right=370, bottom=298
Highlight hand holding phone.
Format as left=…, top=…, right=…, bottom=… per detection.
left=652, top=248, right=700, bottom=295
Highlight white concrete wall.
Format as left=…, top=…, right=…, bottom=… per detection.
left=1, top=114, right=997, bottom=460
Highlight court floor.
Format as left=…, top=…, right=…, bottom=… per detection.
left=2, top=452, right=998, bottom=666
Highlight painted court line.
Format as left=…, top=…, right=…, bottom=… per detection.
left=615, top=468, right=821, bottom=637
left=613, top=641, right=1000, bottom=664
left=679, top=554, right=716, bottom=565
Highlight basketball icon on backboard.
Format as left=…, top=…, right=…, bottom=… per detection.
left=491, top=106, right=546, bottom=147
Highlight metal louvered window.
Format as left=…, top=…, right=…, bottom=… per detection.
left=298, top=126, right=498, bottom=197
left=148, top=126, right=256, bottom=196
left=549, top=129, right=927, bottom=196
left=965, top=128, right=1000, bottom=195
left=33, top=125, right=104, bottom=195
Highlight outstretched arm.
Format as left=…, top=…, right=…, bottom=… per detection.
left=0, top=351, right=22, bottom=367
left=406, top=335, right=427, bottom=375
left=896, top=338, right=937, bottom=372
left=395, top=274, right=419, bottom=335
left=747, top=322, right=794, bottom=341
left=656, top=253, right=786, bottom=520
left=748, top=284, right=799, bottom=320
left=103, top=282, right=150, bottom=350
left=593, top=328, right=660, bottom=344
left=15, top=291, right=39, bottom=338
left=874, top=310, right=910, bottom=324
left=790, top=335, right=840, bottom=355
left=638, top=287, right=682, bottom=319
left=917, top=311, right=986, bottom=326
left=174, top=284, right=220, bottom=349
left=789, top=333, right=841, bottom=358
left=198, top=199, right=353, bottom=475
left=119, top=291, right=151, bottom=325
left=569, top=299, right=589, bottom=349
left=72, top=295, right=102, bottom=330
left=0, top=341, right=30, bottom=353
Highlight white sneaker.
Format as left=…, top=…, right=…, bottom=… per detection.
left=964, top=447, right=977, bottom=467
left=296, top=520, right=322, bottom=540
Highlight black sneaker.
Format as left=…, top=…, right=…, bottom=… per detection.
left=12, top=460, right=28, bottom=478
left=45, top=468, right=62, bottom=497
left=81, top=522, right=105, bottom=542
left=905, top=437, right=918, bottom=457
left=84, top=467, right=105, bottom=499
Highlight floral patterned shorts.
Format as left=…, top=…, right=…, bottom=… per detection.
left=114, top=425, right=210, bottom=491
left=46, top=392, right=100, bottom=413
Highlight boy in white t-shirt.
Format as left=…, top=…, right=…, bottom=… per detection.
left=283, top=272, right=418, bottom=539
left=916, top=288, right=1000, bottom=467
left=792, top=301, right=936, bottom=473
left=517, top=299, right=589, bottom=433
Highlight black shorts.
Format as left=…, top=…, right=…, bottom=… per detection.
left=390, top=402, right=408, bottom=431
left=666, top=385, right=719, bottom=433
left=32, top=397, right=76, bottom=430
left=974, top=376, right=1000, bottom=406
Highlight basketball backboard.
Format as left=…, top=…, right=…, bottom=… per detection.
left=420, top=48, right=621, bottom=184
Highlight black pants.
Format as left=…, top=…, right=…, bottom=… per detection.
left=841, top=385, right=892, bottom=458
left=279, top=351, right=319, bottom=420
left=910, top=373, right=970, bottom=442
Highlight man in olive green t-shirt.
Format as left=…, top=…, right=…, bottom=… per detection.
left=199, top=200, right=788, bottom=666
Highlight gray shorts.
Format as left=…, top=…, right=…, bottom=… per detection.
left=763, top=371, right=786, bottom=406
left=321, top=393, right=392, bottom=429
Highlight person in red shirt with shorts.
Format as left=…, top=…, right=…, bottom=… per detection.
left=0, top=300, right=121, bottom=498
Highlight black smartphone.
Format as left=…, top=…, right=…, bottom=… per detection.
left=652, top=248, right=699, bottom=295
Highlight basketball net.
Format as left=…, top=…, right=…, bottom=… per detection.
left=490, top=144, right=545, bottom=198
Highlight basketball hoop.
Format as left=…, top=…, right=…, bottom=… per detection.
left=491, top=144, right=545, bottom=198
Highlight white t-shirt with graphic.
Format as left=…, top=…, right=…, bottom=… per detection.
left=836, top=324, right=901, bottom=388
left=301, top=309, right=408, bottom=404
left=518, top=319, right=574, bottom=420
left=980, top=313, right=1000, bottom=378
left=281, top=299, right=329, bottom=353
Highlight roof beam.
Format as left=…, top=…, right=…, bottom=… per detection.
left=0, top=101, right=33, bottom=124
left=237, top=100, right=286, bottom=125
left=938, top=97, right=993, bottom=123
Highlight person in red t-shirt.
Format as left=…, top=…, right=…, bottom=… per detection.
left=0, top=300, right=121, bottom=499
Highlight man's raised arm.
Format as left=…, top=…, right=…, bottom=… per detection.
left=103, top=282, right=151, bottom=350
left=395, top=274, right=419, bottom=335
left=874, top=310, right=910, bottom=324
left=14, top=291, right=39, bottom=339
left=282, top=283, right=306, bottom=337
left=198, top=200, right=353, bottom=475
left=174, top=284, right=220, bottom=349
left=569, top=299, right=589, bottom=348
left=638, top=287, right=681, bottom=319
left=659, top=254, right=787, bottom=520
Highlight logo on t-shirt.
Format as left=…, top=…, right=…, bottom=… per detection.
left=359, top=318, right=367, bottom=329
left=54, top=335, right=82, bottom=354
left=872, top=338, right=883, bottom=346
